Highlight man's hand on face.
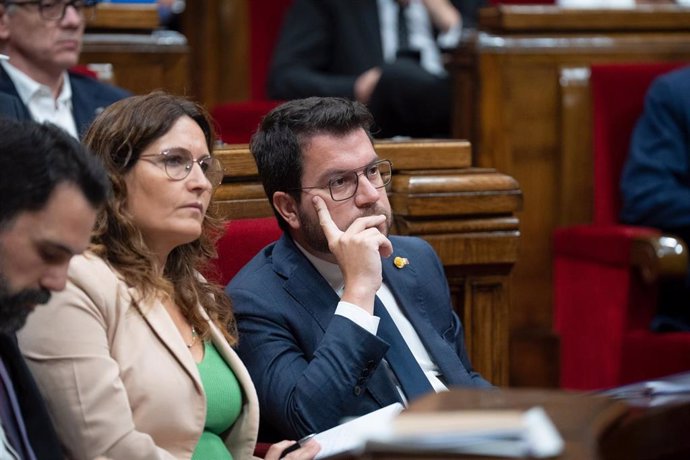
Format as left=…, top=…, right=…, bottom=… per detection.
left=313, top=196, right=393, bottom=314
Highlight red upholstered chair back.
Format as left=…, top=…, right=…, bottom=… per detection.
left=209, top=217, right=282, bottom=287
left=210, top=0, right=292, bottom=144
left=555, top=62, right=690, bottom=390
left=248, top=0, right=294, bottom=101
left=69, top=65, right=99, bottom=80
left=590, top=62, right=686, bottom=225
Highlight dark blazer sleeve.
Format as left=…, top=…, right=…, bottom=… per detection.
left=267, top=0, right=383, bottom=100
left=619, top=66, right=690, bottom=230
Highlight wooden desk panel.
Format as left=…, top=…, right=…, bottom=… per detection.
left=213, top=140, right=522, bottom=386
left=450, top=5, right=690, bottom=387
left=87, top=3, right=159, bottom=30
left=80, top=32, right=190, bottom=96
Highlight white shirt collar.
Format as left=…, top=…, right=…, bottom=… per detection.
left=0, top=60, right=72, bottom=107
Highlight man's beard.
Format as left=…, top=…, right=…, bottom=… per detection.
left=0, top=274, right=51, bottom=335
left=297, top=203, right=393, bottom=254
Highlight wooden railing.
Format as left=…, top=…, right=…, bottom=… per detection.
left=212, top=140, right=522, bottom=386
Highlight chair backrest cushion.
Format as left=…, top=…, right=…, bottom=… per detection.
left=249, top=0, right=294, bottom=101
left=590, top=62, right=686, bottom=225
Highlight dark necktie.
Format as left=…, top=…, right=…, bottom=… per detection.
left=374, top=296, right=433, bottom=401
left=397, top=3, right=410, bottom=52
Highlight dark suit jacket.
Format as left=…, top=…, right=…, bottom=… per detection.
left=620, top=65, right=690, bottom=233
left=267, top=0, right=485, bottom=100
left=228, top=234, right=490, bottom=441
left=0, top=333, right=62, bottom=460
left=0, top=93, right=27, bottom=120
left=0, top=66, right=130, bottom=137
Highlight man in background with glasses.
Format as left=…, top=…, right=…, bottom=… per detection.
left=0, top=0, right=129, bottom=138
left=227, top=97, right=490, bottom=442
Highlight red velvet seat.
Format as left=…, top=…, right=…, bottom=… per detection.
left=211, top=0, right=293, bottom=144
left=209, top=217, right=282, bottom=287
left=553, top=62, right=690, bottom=391
left=206, top=217, right=282, bottom=458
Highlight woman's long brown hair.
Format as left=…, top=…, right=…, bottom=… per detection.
left=82, top=92, right=236, bottom=345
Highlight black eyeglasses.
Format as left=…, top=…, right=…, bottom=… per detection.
left=292, top=159, right=393, bottom=202
left=6, top=0, right=98, bottom=21
left=139, top=148, right=224, bottom=187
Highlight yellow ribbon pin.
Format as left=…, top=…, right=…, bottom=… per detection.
left=393, top=256, right=409, bottom=269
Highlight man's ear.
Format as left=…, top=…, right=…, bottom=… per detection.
left=0, top=6, right=11, bottom=41
left=272, top=191, right=301, bottom=231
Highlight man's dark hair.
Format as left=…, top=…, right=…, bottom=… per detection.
left=0, top=118, right=110, bottom=228
left=250, top=97, right=374, bottom=231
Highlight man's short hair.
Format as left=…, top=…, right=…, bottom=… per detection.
left=0, top=118, right=110, bottom=228
left=250, top=97, right=374, bottom=231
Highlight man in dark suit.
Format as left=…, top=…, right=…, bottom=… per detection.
left=620, top=65, right=690, bottom=331
left=267, top=0, right=486, bottom=139
left=0, top=118, right=110, bottom=459
left=227, top=97, right=490, bottom=441
left=0, top=0, right=129, bottom=138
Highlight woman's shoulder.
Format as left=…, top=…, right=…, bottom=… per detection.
left=69, top=251, right=120, bottom=285
left=67, top=252, right=130, bottom=307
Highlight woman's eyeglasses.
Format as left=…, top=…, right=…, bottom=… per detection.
left=139, top=148, right=224, bottom=187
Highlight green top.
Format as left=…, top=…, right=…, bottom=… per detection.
left=192, top=341, right=243, bottom=460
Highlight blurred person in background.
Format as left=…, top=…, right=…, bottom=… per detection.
left=0, top=0, right=129, bottom=138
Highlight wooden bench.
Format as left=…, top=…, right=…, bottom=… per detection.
left=213, top=140, right=522, bottom=386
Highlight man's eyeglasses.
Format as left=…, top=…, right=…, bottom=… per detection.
left=6, top=0, right=98, bottom=22
left=139, top=148, right=224, bottom=187
left=293, top=159, right=393, bottom=202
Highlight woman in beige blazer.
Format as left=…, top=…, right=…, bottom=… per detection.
left=17, top=93, right=319, bottom=460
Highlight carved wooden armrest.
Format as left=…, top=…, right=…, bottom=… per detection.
left=631, top=234, right=688, bottom=285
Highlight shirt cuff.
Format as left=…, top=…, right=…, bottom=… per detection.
left=437, top=20, right=462, bottom=49
left=335, top=301, right=380, bottom=335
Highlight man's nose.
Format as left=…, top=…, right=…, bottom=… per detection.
left=40, top=263, right=70, bottom=292
left=353, top=173, right=380, bottom=205
left=60, top=4, right=83, bottom=26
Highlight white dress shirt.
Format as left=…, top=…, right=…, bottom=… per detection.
left=377, top=0, right=462, bottom=77
left=0, top=61, right=78, bottom=138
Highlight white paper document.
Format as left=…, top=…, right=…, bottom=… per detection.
left=312, top=403, right=563, bottom=459
left=313, top=403, right=404, bottom=459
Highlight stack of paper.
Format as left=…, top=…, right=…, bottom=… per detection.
left=370, top=406, right=564, bottom=458
left=312, top=403, right=563, bottom=459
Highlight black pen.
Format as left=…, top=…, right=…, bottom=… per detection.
left=280, top=433, right=316, bottom=458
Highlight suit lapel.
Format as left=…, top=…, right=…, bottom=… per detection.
left=0, top=67, right=34, bottom=121
left=127, top=286, right=203, bottom=392
left=383, top=245, right=475, bottom=385
left=205, top=312, right=260, bottom=458
left=68, top=74, right=98, bottom=135
left=273, top=235, right=341, bottom=330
